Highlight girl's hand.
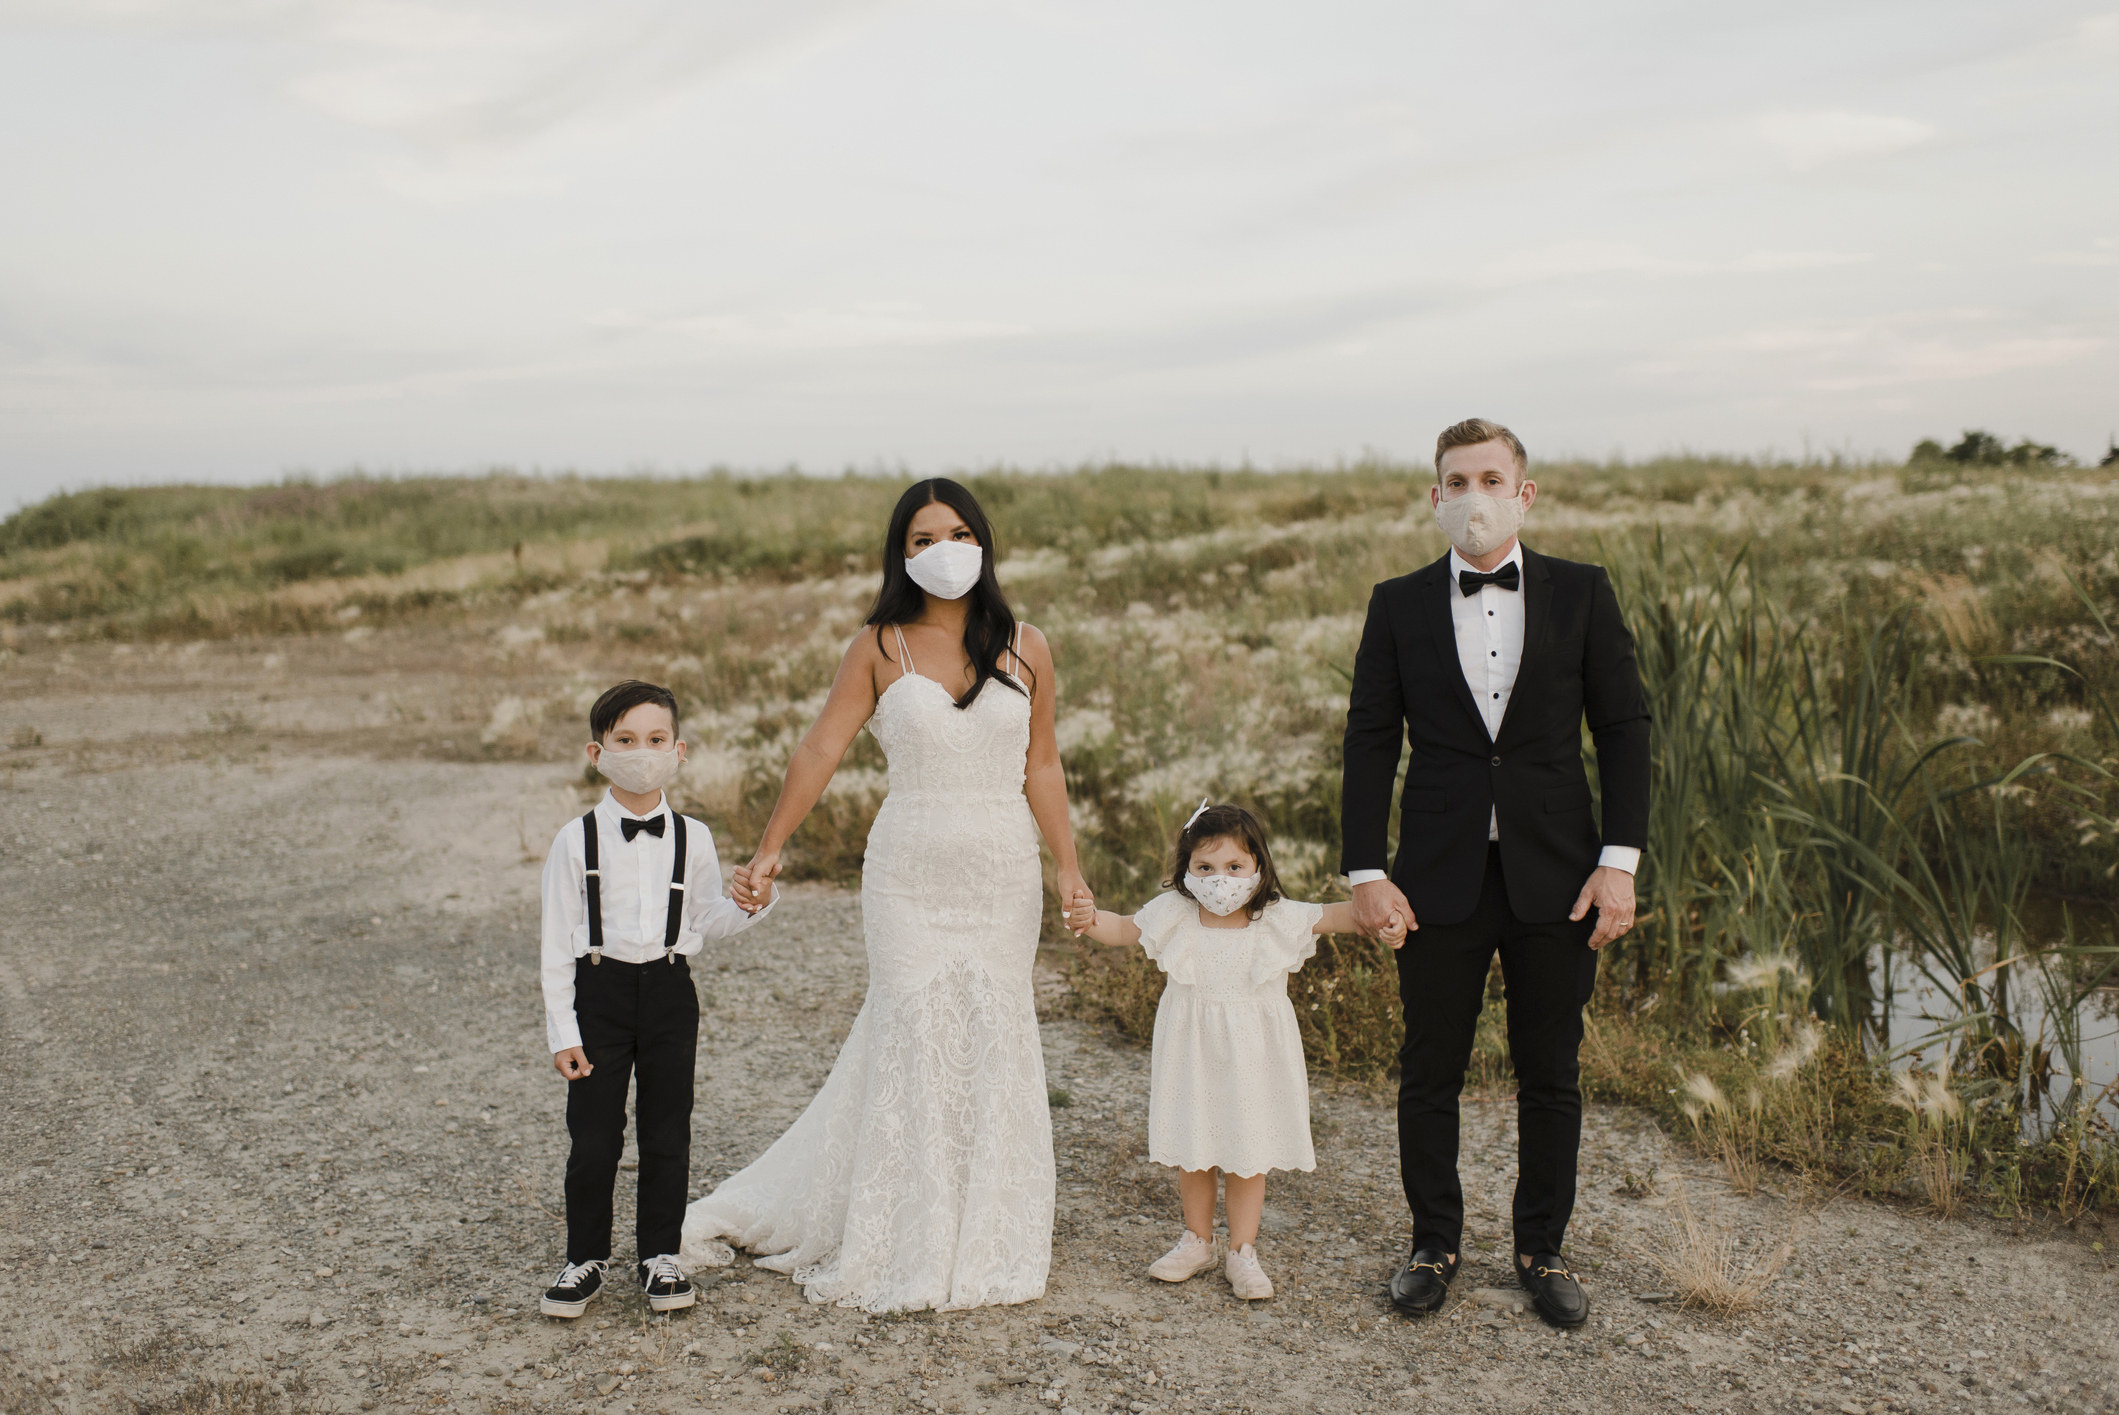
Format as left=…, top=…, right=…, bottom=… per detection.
left=738, top=849, right=782, bottom=912
left=1379, top=911, right=1408, bottom=949
left=1056, top=868, right=1092, bottom=935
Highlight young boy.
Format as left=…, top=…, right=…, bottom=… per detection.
left=538, top=680, right=775, bottom=1318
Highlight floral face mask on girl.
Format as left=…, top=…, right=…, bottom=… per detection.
left=1185, top=871, right=1263, bottom=917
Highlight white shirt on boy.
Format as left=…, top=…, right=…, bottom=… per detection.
left=540, top=789, right=776, bottom=1053
left=1347, top=542, right=1639, bottom=887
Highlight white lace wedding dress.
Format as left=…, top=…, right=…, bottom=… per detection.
left=678, top=630, right=1055, bottom=1311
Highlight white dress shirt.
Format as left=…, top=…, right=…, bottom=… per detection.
left=540, top=789, right=777, bottom=1052
left=1348, top=540, right=1639, bottom=886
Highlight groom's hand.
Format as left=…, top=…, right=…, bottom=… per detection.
left=1351, top=879, right=1415, bottom=939
left=553, top=1047, right=592, bottom=1080
left=1571, top=866, right=1636, bottom=950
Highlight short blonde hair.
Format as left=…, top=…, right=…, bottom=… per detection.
left=1434, top=418, right=1528, bottom=479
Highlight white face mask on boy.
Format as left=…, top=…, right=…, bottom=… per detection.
left=594, top=745, right=683, bottom=796
left=1185, top=871, right=1263, bottom=917
left=905, top=541, right=983, bottom=600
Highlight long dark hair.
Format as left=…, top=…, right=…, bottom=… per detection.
left=1165, top=803, right=1285, bottom=922
left=866, top=478, right=1029, bottom=710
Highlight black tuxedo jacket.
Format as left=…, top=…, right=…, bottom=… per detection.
left=1339, top=546, right=1650, bottom=926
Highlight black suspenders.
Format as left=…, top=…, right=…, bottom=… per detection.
left=579, top=809, right=689, bottom=965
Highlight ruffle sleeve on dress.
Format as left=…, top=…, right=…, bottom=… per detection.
left=1131, top=891, right=1200, bottom=986
left=1247, top=898, right=1324, bottom=986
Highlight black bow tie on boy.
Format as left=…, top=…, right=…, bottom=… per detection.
left=1458, top=563, right=1521, bottom=597
left=621, top=815, right=667, bottom=842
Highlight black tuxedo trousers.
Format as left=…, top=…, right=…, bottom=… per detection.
left=1396, top=845, right=1597, bottom=1257
left=564, top=955, right=699, bottom=1266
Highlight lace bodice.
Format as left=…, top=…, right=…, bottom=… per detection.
left=868, top=669, right=1031, bottom=800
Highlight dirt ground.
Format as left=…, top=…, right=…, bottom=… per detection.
left=2, top=634, right=2116, bottom=1415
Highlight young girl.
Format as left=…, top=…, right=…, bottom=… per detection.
left=1066, top=802, right=1405, bottom=1299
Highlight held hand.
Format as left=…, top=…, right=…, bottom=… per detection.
left=553, top=1047, right=592, bottom=1080
left=1056, top=868, right=1092, bottom=936
left=738, top=848, right=783, bottom=912
left=1351, top=878, right=1416, bottom=939
left=1570, top=865, right=1637, bottom=950
left=1378, top=911, right=1408, bottom=949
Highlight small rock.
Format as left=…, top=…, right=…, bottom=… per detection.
left=484, top=1366, right=503, bottom=1378
left=307, top=1310, right=328, bottom=1328
left=596, top=1375, right=621, bottom=1396
left=1038, top=1338, right=1081, bottom=1357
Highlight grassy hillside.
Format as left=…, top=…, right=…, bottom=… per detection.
left=6, top=456, right=2117, bottom=1213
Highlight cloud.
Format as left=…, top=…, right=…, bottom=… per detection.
left=583, top=303, right=1031, bottom=353
left=2035, top=236, right=2119, bottom=267
left=1471, top=242, right=1871, bottom=288
left=3, top=0, right=896, bottom=152
left=1754, top=109, right=1934, bottom=171
left=1698, top=312, right=2104, bottom=391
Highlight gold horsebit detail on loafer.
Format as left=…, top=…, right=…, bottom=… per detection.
left=1407, top=1260, right=1452, bottom=1275
left=1530, top=1263, right=1579, bottom=1282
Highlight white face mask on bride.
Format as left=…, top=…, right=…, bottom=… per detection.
left=905, top=541, right=984, bottom=600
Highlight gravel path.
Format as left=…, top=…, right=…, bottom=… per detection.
left=1, top=725, right=2114, bottom=1414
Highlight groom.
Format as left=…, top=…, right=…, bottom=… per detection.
left=1341, top=418, right=1649, bottom=1328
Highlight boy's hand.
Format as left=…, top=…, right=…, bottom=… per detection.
left=1065, top=886, right=1097, bottom=935
left=1379, top=911, right=1408, bottom=949
left=553, top=1047, right=592, bottom=1080
left=736, top=849, right=782, bottom=912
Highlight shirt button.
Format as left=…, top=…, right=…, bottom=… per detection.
left=1491, top=650, right=1497, bottom=657
left=1491, top=755, right=1502, bottom=766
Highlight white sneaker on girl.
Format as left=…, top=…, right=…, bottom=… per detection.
left=1225, top=1243, right=1273, bottom=1300
left=1147, top=1229, right=1218, bottom=1282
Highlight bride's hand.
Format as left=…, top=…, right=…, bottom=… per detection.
left=737, top=848, right=782, bottom=913
left=1057, top=868, right=1092, bottom=935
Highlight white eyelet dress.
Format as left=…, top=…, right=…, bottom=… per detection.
left=1132, top=892, right=1323, bottom=1178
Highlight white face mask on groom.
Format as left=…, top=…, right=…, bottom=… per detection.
left=1433, top=484, right=1527, bottom=559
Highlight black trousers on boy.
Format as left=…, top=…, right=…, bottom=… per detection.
left=564, top=955, right=699, bottom=1267
left=1394, top=844, right=1598, bottom=1259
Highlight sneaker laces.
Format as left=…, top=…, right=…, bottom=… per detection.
left=642, top=1254, right=685, bottom=1287
left=553, top=1259, right=605, bottom=1290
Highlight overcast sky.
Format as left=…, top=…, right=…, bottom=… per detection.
left=2, top=1, right=2115, bottom=506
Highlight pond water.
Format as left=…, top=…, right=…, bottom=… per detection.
left=1876, top=951, right=2119, bottom=1131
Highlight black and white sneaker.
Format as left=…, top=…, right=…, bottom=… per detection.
left=540, top=1259, right=607, bottom=1318
left=639, top=1253, right=695, bottom=1312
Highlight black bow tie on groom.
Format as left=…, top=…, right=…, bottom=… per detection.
left=1458, top=562, right=1521, bottom=596
left=621, top=815, right=666, bottom=842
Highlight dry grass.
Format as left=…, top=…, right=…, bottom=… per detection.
left=1890, top=1071, right=1968, bottom=1218
left=1654, top=1180, right=1796, bottom=1314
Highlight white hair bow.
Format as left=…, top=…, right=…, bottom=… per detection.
left=1182, top=797, right=1212, bottom=833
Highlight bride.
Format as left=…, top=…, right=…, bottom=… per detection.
left=678, top=478, right=1090, bottom=1311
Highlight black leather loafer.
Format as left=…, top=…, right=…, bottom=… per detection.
left=1388, top=1247, right=1458, bottom=1315
left=1517, top=1252, right=1589, bottom=1328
